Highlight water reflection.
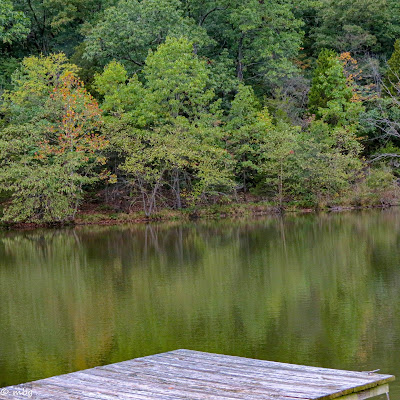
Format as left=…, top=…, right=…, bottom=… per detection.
left=0, top=210, right=399, bottom=398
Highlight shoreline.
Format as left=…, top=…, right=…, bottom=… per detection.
left=1, top=201, right=398, bottom=231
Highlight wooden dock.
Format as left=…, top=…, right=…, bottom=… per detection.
left=0, top=349, right=395, bottom=399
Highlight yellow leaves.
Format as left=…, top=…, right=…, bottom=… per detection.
left=96, top=156, right=107, bottom=165
left=257, top=107, right=274, bottom=130
left=339, top=52, right=361, bottom=83
left=109, top=174, right=117, bottom=184
left=34, top=151, right=46, bottom=161
left=351, top=93, right=361, bottom=103
left=35, top=71, right=108, bottom=164
left=98, top=170, right=116, bottom=183
left=339, top=51, right=363, bottom=103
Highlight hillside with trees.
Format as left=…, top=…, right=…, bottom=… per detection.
left=1, top=0, right=400, bottom=225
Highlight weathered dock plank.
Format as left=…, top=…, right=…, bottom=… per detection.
left=0, top=349, right=395, bottom=400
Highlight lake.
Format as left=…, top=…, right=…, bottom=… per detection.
left=0, top=209, right=399, bottom=398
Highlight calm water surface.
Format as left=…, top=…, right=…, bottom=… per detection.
left=0, top=210, right=399, bottom=398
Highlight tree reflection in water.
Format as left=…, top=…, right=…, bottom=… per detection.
left=0, top=210, right=399, bottom=399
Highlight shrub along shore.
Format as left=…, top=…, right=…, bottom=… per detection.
left=2, top=196, right=399, bottom=229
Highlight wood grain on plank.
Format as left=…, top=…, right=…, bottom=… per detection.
left=0, top=349, right=394, bottom=400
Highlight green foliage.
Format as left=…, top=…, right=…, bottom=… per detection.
left=143, top=37, right=216, bottom=122
left=0, top=57, right=19, bottom=93
left=95, top=37, right=218, bottom=122
left=206, top=49, right=238, bottom=104
left=94, top=60, right=145, bottom=115
left=0, top=55, right=107, bottom=223
left=84, top=0, right=208, bottom=71
left=352, top=166, right=399, bottom=206
left=0, top=160, right=90, bottom=224
left=120, top=121, right=234, bottom=215
left=308, top=49, right=363, bottom=125
left=9, top=0, right=111, bottom=54
left=252, top=114, right=363, bottom=206
left=2, top=53, right=79, bottom=123
left=225, top=0, right=304, bottom=86
left=311, top=0, right=399, bottom=56
left=84, top=0, right=304, bottom=91
left=257, top=119, right=299, bottom=206
left=69, top=43, right=104, bottom=95
left=95, top=38, right=233, bottom=215
left=0, top=0, right=29, bottom=44
left=366, top=166, right=396, bottom=190
left=227, top=84, right=260, bottom=128
left=385, top=39, right=400, bottom=95
left=291, top=130, right=362, bottom=205
left=361, top=57, right=400, bottom=159
left=1, top=1, right=400, bottom=222
left=225, top=85, right=269, bottom=191
left=309, top=49, right=351, bottom=112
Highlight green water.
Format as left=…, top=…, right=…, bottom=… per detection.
left=0, top=210, right=399, bottom=398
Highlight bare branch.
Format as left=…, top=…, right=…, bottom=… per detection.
left=199, top=7, right=226, bottom=26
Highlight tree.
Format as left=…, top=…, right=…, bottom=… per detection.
left=308, top=49, right=363, bottom=126
left=84, top=0, right=208, bottom=71
left=226, top=0, right=303, bottom=86
left=311, top=0, right=399, bottom=57
left=255, top=123, right=362, bottom=207
left=189, top=0, right=304, bottom=90
left=0, top=0, right=395, bottom=215
left=10, top=0, right=110, bottom=54
left=0, top=0, right=29, bottom=44
left=224, top=84, right=268, bottom=192
left=308, top=51, right=364, bottom=183
left=118, top=121, right=233, bottom=215
left=385, top=39, right=400, bottom=96
left=143, top=36, right=217, bottom=122
left=93, top=60, right=145, bottom=115
left=2, top=53, right=79, bottom=123
left=0, top=54, right=108, bottom=223
left=258, top=116, right=299, bottom=207
left=85, top=0, right=304, bottom=92
left=291, top=132, right=361, bottom=206
left=362, top=50, right=400, bottom=162
left=0, top=57, right=19, bottom=94
left=309, top=49, right=351, bottom=112
left=94, top=36, right=220, bottom=124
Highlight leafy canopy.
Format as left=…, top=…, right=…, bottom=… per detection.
left=84, top=0, right=209, bottom=71
left=308, top=49, right=363, bottom=126
left=0, top=0, right=29, bottom=44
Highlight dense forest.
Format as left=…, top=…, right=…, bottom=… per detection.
left=1, top=0, right=400, bottom=224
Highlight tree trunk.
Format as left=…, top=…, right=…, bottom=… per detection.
left=279, top=161, right=283, bottom=209
left=237, top=34, right=244, bottom=81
